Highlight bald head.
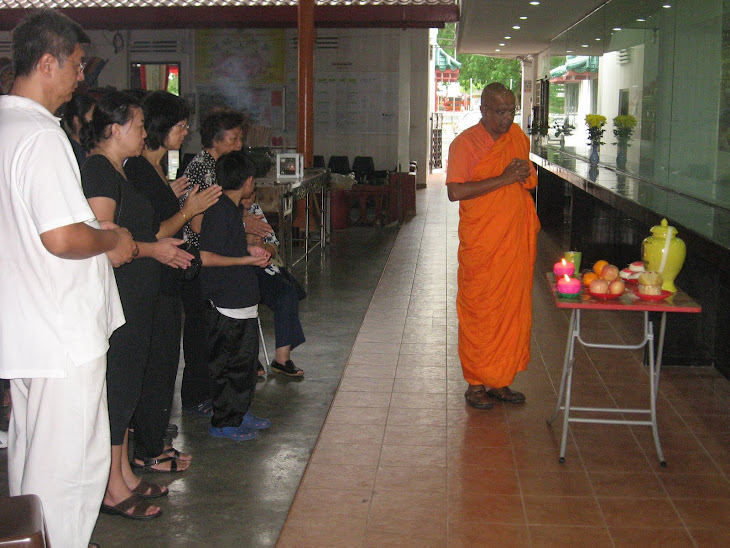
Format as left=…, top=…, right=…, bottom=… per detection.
left=481, top=82, right=514, bottom=105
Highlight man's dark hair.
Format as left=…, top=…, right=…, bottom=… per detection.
left=12, top=8, right=90, bottom=78
left=142, top=90, right=191, bottom=150
left=80, top=90, right=140, bottom=152
left=200, top=108, right=245, bottom=149
left=215, top=150, right=256, bottom=191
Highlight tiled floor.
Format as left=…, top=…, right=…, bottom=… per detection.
left=1, top=174, right=728, bottom=547
left=278, top=174, right=730, bottom=547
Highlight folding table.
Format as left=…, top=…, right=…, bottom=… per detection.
left=545, top=273, right=701, bottom=466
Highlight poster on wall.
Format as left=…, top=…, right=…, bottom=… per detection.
left=195, top=29, right=286, bottom=86
left=196, top=84, right=285, bottom=130
left=314, top=72, right=398, bottom=134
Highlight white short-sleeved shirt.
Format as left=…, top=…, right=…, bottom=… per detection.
left=0, top=95, right=125, bottom=379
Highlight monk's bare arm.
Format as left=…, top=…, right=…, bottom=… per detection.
left=446, top=159, right=531, bottom=202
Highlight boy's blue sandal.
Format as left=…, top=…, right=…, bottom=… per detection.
left=209, top=425, right=258, bottom=440
left=241, top=412, right=270, bottom=430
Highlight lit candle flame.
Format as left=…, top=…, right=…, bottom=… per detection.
left=563, top=274, right=570, bottom=282
left=561, top=258, right=567, bottom=266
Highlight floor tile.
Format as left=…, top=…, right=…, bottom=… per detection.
left=529, top=525, right=613, bottom=547
left=522, top=495, right=604, bottom=526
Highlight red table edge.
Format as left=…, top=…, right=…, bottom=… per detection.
left=546, top=273, right=702, bottom=313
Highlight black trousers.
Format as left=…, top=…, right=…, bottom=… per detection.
left=132, top=291, right=181, bottom=458
left=257, top=269, right=305, bottom=351
left=205, top=306, right=259, bottom=428
left=180, top=276, right=211, bottom=408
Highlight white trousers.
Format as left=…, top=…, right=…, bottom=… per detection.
left=8, top=356, right=110, bottom=548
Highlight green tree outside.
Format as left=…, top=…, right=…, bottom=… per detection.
left=437, top=24, right=522, bottom=94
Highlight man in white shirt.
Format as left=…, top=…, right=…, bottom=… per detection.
left=0, top=9, right=136, bottom=548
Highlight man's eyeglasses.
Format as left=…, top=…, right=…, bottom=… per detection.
left=483, top=105, right=517, bottom=117
left=70, top=61, right=86, bottom=74
left=176, top=122, right=190, bottom=130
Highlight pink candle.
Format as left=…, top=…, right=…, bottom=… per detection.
left=553, top=258, right=575, bottom=278
left=557, top=274, right=582, bottom=295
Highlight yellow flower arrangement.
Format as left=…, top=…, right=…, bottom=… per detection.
left=585, top=114, right=607, bottom=147
left=613, top=114, right=637, bottom=146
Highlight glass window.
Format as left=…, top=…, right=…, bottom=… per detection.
left=547, top=0, right=730, bottom=210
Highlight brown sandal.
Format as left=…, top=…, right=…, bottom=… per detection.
left=131, top=479, right=168, bottom=499
left=100, top=495, right=162, bottom=520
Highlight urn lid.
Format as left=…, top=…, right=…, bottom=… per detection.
left=649, top=218, right=678, bottom=239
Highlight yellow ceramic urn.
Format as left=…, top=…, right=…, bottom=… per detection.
left=641, top=218, right=686, bottom=293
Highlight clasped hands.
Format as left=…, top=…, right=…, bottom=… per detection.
left=501, top=158, right=531, bottom=185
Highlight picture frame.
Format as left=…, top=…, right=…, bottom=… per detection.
left=276, top=153, right=303, bottom=179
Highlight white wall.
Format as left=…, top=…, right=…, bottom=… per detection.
left=2, top=26, right=430, bottom=175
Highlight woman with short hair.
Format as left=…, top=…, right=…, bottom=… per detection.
left=81, top=90, right=193, bottom=519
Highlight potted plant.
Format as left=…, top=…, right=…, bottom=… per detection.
left=528, top=121, right=549, bottom=147
left=553, top=119, right=574, bottom=147
left=612, top=114, right=637, bottom=169
left=585, top=114, right=607, bottom=163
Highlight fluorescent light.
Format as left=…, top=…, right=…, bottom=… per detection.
left=613, top=27, right=622, bottom=31
left=520, top=16, right=527, bottom=20
left=512, top=25, right=521, bottom=30
left=499, top=43, right=506, bottom=46
left=495, top=49, right=501, bottom=52
left=505, top=36, right=512, bottom=40
left=581, top=44, right=589, bottom=47
left=566, top=50, right=573, bottom=53
left=595, top=38, right=601, bottom=41
left=662, top=4, right=671, bottom=8
left=530, top=1, right=540, bottom=5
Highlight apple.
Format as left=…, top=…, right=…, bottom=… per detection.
left=589, top=278, right=609, bottom=294
left=601, top=264, right=619, bottom=281
left=608, top=279, right=625, bottom=295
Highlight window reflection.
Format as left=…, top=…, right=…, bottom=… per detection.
left=548, top=0, right=730, bottom=210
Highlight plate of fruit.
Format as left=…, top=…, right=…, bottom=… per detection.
left=583, top=260, right=625, bottom=299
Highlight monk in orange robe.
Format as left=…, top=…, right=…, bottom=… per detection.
left=446, top=83, right=540, bottom=409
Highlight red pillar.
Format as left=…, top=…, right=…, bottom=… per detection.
left=297, top=0, right=315, bottom=168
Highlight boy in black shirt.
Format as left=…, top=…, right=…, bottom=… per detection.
left=199, top=151, right=271, bottom=440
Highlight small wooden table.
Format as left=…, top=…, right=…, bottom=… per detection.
left=545, top=273, right=701, bottom=466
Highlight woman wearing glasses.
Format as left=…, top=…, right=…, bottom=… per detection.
left=124, top=90, right=221, bottom=473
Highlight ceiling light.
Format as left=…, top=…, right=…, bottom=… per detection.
left=499, top=43, right=506, bottom=46
left=595, top=38, right=601, bottom=41
left=566, top=50, right=573, bottom=53
left=530, top=1, right=540, bottom=5
left=662, top=4, right=671, bottom=8
left=520, top=16, right=527, bottom=20
left=613, top=27, right=622, bottom=31
left=636, top=18, right=646, bottom=22
left=581, top=44, right=589, bottom=47
left=495, top=49, right=501, bottom=52
left=505, top=36, right=512, bottom=40
left=513, top=25, right=521, bottom=30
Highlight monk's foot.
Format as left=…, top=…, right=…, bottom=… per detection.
left=487, top=386, right=526, bottom=403
left=464, top=385, right=494, bottom=410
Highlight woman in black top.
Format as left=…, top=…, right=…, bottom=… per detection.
left=81, top=91, right=193, bottom=520
left=124, top=90, right=220, bottom=471
left=61, top=91, right=95, bottom=168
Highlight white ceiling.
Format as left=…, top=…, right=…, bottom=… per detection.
left=457, top=0, right=607, bottom=57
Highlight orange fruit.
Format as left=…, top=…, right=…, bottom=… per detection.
left=593, top=260, right=609, bottom=276
left=582, top=272, right=599, bottom=287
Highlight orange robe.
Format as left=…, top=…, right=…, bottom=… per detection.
left=446, top=123, right=540, bottom=387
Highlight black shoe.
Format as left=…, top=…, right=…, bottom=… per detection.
left=271, top=360, right=304, bottom=377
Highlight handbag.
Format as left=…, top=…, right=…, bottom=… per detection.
left=181, top=241, right=202, bottom=281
